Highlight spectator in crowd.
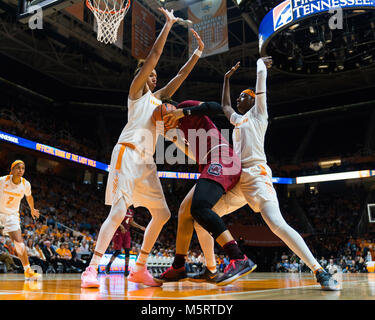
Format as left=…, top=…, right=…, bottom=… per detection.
left=42, top=240, right=60, bottom=272
left=71, top=244, right=88, bottom=271
left=288, top=259, right=300, bottom=273
left=319, top=256, right=328, bottom=269
left=0, top=237, right=18, bottom=272
left=281, top=252, right=288, bottom=261
left=4, top=238, right=22, bottom=270
left=56, top=243, right=74, bottom=272
left=26, top=239, right=48, bottom=273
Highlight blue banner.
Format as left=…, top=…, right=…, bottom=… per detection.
left=0, top=130, right=109, bottom=172
left=259, top=0, right=375, bottom=54
left=0, top=130, right=294, bottom=184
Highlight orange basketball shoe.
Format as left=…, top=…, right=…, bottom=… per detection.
left=24, top=267, right=42, bottom=280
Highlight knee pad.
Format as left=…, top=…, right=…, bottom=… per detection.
left=14, top=241, right=26, bottom=255
left=190, top=199, right=227, bottom=239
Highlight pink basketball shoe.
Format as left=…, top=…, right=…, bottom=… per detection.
left=128, top=265, right=162, bottom=287
left=81, top=266, right=100, bottom=288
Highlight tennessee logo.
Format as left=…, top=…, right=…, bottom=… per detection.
left=207, top=163, right=223, bottom=176
left=273, top=0, right=293, bottom=31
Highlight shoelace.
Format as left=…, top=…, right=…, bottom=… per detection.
left=224, top=260, right=237, bottom=273
left=160, top=266, right=174, bottom=278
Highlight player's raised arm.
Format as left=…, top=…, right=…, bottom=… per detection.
left=163, top=101, right=222, bottom=129
left=155, top=29, right=204, bottom=100
left=222, top=61, right=240, bottom=122
left=129, top=8, right=178, bottom=100
left=254, top=56, right=272, bottom=117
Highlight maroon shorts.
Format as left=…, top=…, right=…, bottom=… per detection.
left=199, top=146, right=241, bottom=193
left=112, top=230, right=131, bottom=250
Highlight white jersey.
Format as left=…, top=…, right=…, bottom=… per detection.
left=230, top=58, right=269, bottom=168
left=117, top=90, right=162, bottom=158
left=230, top=105, right=268, bottom=168
left=0, top=175, right=31, bottom=215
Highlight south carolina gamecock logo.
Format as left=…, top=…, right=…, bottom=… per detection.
left=207, top=163, right=223, bottom=176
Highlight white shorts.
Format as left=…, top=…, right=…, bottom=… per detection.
left=213, top=163, right=279, bottom=215
left=0, top=213, right=21, bottom=234
left=105, top=144, right=168, bottom=210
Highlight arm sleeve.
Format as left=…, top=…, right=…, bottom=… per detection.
left=254, top=59, right=268, bottom=119
left=182, top=101, right=223, bottom=117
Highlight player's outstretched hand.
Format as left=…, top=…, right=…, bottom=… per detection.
left=261, top=56, right=273, bottom=68
left=158, top=7, right=178, bottom=25
left=190, top=29, right=204, bottom=51
left=225, top=61, right=240, bottom=79
left=31, top=209, right=40, bottom=219
left=163, top=109, right=184, bottom=131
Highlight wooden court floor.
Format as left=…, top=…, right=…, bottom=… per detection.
left=0, top=272, right=374, bottom=300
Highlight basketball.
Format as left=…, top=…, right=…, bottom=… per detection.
left=151, top=103, right=176, bottom=125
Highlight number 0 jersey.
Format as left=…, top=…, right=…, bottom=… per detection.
left=0, top=175, right=31, bottom=215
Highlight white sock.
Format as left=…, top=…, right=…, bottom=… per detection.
left=89, top=254, right=102, bottom=269
left=207, top=265, right=217, bottom=273
left=24, top=264, right=30, bottom=271
left=134, top=251, right=149, bottom=272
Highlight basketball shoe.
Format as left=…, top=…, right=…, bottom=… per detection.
left=157, top=266, right=187, bottom=282
left=189, top=267, right=219, bottom=284
left=81, top=266, right=100, bottom=288
left=216, top=255, right=256, bottom=286
left=128, top=265, right=162, bottom=287
left=105, top=264, right=111, bottom=274
left=315, top=269, right=341, bottom=291
left=24, top=267, right=42, bottom=280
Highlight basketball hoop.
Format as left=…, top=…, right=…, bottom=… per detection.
left=86, top=0, right=130, bottom=44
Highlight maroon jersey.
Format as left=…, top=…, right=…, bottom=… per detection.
left=177, top=100, right=230, bottom=165
left=177, top=100, right=242, bottom=192
left=118, top=207, right=134, bottom=233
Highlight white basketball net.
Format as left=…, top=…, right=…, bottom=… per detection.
left=86, top=0, right=130, bottom=44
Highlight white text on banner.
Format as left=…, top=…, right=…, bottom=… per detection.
left=188, top=0, right=229, bottom=58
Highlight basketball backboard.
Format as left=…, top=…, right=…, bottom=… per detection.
left=18, top=0, right=82, bottom=23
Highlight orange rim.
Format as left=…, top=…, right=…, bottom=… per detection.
left=86, top=0, right=130, bottom=15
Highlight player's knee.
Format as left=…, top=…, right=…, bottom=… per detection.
left=191, top=205, right=227, bottom=239
left=190, top=198, right=211, bottom=221
left=178, top=199, right=191, bottom=219
left=153, top=207, right=171, bottom=224
left=262, top=206, right=288, bottom=234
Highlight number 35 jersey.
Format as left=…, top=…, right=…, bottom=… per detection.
left=0, top=175, right=31, bottom=215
